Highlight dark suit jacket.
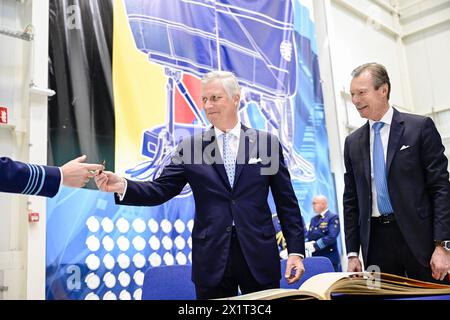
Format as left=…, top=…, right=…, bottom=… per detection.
left=0, top=157, right=61, bottom=197
left=307, top=210, right=340, bottom=265
left=116, top=125, right=305, bottom=287
left=343, top=108, right=450, bottom=267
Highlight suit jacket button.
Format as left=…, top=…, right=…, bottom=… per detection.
left=226, top=226, right=232, bottom=232
left=231, top=200, right=236, bottom=205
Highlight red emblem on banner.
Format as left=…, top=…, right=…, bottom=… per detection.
left=0, top=107, right=7, bottom=124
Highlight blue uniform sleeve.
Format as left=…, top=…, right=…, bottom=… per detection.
left=1, top=157, right=61, bottom=197
left=315, top=215, right=340, bottom=250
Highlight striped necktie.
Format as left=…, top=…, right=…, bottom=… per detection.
left=223, top=132, right=235, bottom=188
left=372, top=122, right=394, bottom=215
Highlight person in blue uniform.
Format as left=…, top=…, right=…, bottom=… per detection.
left=306, top=195, right=341, bottom=271
left=0, top=155, right=104, bottom=197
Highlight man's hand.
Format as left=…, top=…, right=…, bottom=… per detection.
left=430, top=246, right=450, bottom=281
left=347, top=256, right=362, bottom=272
left=305, top=241, right=316, bottom=253
left=94, top=171, right=126, bottom=194
left=61, top=155, right=104, bottom=188
left=284, top=255, right=305, bottom=284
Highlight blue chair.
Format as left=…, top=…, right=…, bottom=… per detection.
left=280, top=256, right=334, bottom=289
left=142, top=265, right=196, bottom=300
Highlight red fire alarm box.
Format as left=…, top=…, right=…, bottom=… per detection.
left=0, top=107, right=7, bottom=124
left=28, top=212, right=40, bottom=223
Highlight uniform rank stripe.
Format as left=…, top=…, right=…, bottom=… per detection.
left=22, top=163, right=37, bottom=194
left=34, top=165, right=46, bottom=195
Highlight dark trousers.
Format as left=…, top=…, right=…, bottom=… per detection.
left=195, top=228, right=279, bottom=300
left=367, top=218, right=449, bottom=284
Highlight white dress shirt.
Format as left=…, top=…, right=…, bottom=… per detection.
left=214, top=122, right=241, bottom=163
left=348, top=106, right=394, bottom=258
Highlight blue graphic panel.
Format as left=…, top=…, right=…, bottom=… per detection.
left=46, top=0, right=337, bottom=300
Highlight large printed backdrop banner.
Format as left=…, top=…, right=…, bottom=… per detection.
left=46, top=0, right=337, bottom=300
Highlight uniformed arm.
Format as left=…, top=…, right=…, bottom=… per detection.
left=312, top=215, right=340, bottom=251
left=0, top=157, right=60, bottom=197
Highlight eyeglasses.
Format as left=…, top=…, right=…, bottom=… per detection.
left=201, top=95, right=224, bottom=104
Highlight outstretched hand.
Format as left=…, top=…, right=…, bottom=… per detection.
left=94, top=171, right=126, bottom=194
left=61, top=155, right=104, bottom=188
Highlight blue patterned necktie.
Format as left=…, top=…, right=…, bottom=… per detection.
left=372, top=122, right=394, bottom=215
left=223, top=133, right=235, bottom=188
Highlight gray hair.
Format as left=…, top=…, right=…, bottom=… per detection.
left=351, top=63, right=391, bottom=100
left=201, top=71, right=241, bottom=99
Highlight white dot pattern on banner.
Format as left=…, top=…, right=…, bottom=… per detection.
left=86, top=235, right=100, bottom=252
left=119, top=290, right=131, bottom=300
left=102, top=235, right=115, bottom=251
left=86, top=216, right=100, bottom=233
left=133, top=253, right=146, bottom=269
left=85, top=293, right=99, bottom=300
left=118, top=271, right=131, bottom=287
left=116, top=217, right=130, bottom=233
left=174, top=236, right=185, bottom=250
left=162, top=236, right=173, bottom=250
left=85, top=273, right=100, bottom=290
left=132, top=218, right=146, bottom=233
left=174, top=219, right=185, bottom=233
left=132, top=235, right=146, bottom=251
left=117, top=235, right=130, bottom=252
left=187, top=219, right=194, bottom=232
left=163, top=252, right=175, bottom=265
left=103, top=272, right=116, bottom=289
left=148, top=236, right=160, bottom=250
left=176, top=252, right=187, bottom=265
left=101, top=217, right=114, bottom=233
left=85, top=254, right=100, bottom=271
left=160, top=219, right=172, bottom=233
left=103, top=253, right=115, bottom=270
left=147, top=218, right=159, bottom=233
left=103, top=291, right=117, bottom=300
left=133, top=270, right=145, bottom=286
left=83, top=213, right=194, bottom=300
left=117, top=253, right=131, bottom=269
left=133, top=288, right=142, bottom=300
left=148, top=252, right=162, bottom=267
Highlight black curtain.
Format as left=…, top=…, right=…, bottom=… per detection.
left=48, top=0, right=114, bottom=178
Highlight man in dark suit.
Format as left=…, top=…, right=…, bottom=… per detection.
left=1, top=155, right=104, bottom=197
left=305, top=195, right=341, bottom=271
left=343, top=62, right=450, bottom=283
left=95, top=71, right=306, bottom=299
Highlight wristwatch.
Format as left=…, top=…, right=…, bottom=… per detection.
left=434, top=240, right=450, bottom=251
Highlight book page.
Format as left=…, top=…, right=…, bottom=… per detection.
left=297, top=272, right=360, bottom=300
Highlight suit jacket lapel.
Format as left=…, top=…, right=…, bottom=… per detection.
left=386, top=109, right=404, bottom=176
left=202, top=128, right=231, bottom=190
left=233, top=125, right=257, bottom=188
left=359, top=122, right=371, bottom=189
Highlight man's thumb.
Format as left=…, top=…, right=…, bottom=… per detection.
left=75, top=154, right=87, bottom=163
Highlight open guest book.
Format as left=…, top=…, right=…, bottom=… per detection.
left=222, top=272, right=450, bottom=300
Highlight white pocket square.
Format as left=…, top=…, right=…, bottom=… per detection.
left=400, top=145, right=410, bottom=151
left=248, top=157, right=262, bottom=164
